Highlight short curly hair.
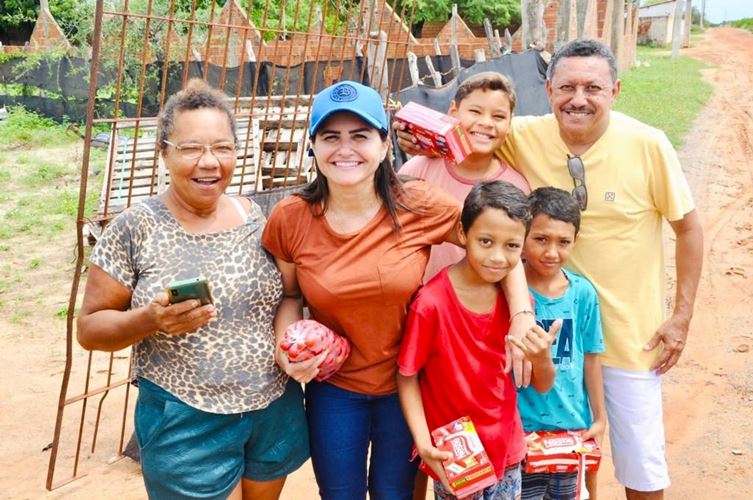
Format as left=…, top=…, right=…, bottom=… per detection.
left=157, top=79, right=236, bottom=152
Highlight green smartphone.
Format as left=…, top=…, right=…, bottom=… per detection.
left=165, top=277, right=214, bottom=305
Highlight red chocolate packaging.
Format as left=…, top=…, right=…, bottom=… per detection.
left=279, top=319, right=351, bottom=382
left=394, top=101, right=473, bottom=164
left=523, top=430, right=601, bottom=474
left=430, top=416, right=498, bottom=498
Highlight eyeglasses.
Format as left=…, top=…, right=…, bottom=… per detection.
left=163, top=140, right=237, bottom=160
left=567, top=155, right=588, bottom=211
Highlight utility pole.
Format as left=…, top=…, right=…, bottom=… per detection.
left=671, top=0, right=684, bottom=58
left=683, top=0, right=692, bottom=47
left=700, top=0, right=705, bottom=28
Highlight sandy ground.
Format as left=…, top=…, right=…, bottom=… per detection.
left=1, top=27, right=752, bottom=500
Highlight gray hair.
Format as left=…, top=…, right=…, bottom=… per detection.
left=157, top=79, right=236, bottom=152
left=546, top=39, right=618, bottom=83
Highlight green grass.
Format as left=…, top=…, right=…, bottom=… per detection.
left=0, top=105, right=102, bottom=240
left=615, top=47, right=713, bottom=147
left=55, top=306, right=79, bottom=318
left=21, top=164, right=71, bottom=187
left=0, top=106, right=76, bottom=149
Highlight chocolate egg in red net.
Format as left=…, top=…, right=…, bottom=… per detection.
left=279, top=320, right=351, bottom=381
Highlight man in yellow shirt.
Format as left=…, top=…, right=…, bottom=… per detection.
left=396, top=39, right=703, bottom=500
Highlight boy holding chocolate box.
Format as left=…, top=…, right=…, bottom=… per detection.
left=396, top=72, right=530, bottom=282
left=397, top=181, right=560, bottom=500
left=518, top=187, right=606, bottom=500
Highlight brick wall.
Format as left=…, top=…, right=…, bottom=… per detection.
left=420, top=22, right=444, bottom=39
left=1, top=46, right=26, bottom=54
left=5, top=8, right=72, bottom=55
left=597, top=0, right=607, bottom=38
left=203, top=0, right=257, bottom=65
left=29, top=9, right=71, bottom=51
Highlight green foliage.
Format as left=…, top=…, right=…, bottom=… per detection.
left=614, top=47, right=713, bottom=147
left=0, top=51, right=26, bottom=64
left=732, top=18, right=753, bottom=33
left=50, top=0, right=96, bottom=46
left=395, top=0, right=450, bottom=25
left=396, top=0, right=519, bottom=26
left=456, top=0, right=519, bottom=26
left=0, top=0, right=94, bottom=45
left=0, top=0, right=37, bottom=33
left=236, top=0, right=353, bottom=40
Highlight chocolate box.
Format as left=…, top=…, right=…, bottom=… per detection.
left=394, top=101, right=473, bottom=164
left=431, top=416, right=498, bottom=498
left=524, top=430, right=601, bottom=474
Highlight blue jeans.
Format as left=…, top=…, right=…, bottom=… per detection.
left=305, top=380, right=419, bottom=500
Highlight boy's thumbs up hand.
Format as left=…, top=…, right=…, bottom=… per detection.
left=507, top=319, right=562, bottom=364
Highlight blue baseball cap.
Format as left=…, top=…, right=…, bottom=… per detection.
left=308, top=81, right=389, bottom=138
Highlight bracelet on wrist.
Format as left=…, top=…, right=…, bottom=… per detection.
left=509, top=309, right=534, bottom=324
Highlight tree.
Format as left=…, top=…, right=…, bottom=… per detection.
left=50, top=0, right=96, bottom=46
left=395, top=0, right=520, bottom=30
left=458, top=0, right=519, bottom=26
left=0, top=0, right=37, bottom=37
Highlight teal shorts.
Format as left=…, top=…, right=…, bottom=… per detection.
left=135, top=377, right=309, bottom=500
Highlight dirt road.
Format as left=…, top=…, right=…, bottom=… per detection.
left=1, top=27, right=752, bottom=500
left=644, top=27, right=753, bottom=498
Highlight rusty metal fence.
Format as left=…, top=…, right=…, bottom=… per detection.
left=47, top=0, right=419, bottom=489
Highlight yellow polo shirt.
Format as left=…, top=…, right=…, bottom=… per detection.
left=502, top=111, right=694, bottom=371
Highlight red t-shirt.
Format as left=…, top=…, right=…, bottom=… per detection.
left=397, top=268, right=526, bottom=476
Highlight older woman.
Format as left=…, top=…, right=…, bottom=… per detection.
left=262, top=81, right=533, bottom=500
left=77, top=80, right=310, bottom=500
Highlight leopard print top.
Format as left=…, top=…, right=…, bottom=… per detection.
left=90, top=196, right=286, bottom=414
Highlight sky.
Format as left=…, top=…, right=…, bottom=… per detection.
left=700, top=0, right=753, bottom=24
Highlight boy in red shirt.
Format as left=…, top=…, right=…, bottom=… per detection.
left=397, top=180, right=561, bottom=499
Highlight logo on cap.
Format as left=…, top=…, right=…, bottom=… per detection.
left=330, top=83, right=358, bottom=102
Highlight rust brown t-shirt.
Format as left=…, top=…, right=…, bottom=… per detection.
left=262, top=181, right=460, bottom=395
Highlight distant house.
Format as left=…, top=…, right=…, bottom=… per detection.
left=638, top=0, right=689, bottom=46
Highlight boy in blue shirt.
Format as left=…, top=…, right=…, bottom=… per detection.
left=518, top=187, right=606, bottom=500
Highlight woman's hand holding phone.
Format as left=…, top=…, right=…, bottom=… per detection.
left=147, top=291, right=217, bottom=336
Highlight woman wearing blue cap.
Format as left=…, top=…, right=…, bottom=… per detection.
left=262, top=81, right=531, bottom=499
